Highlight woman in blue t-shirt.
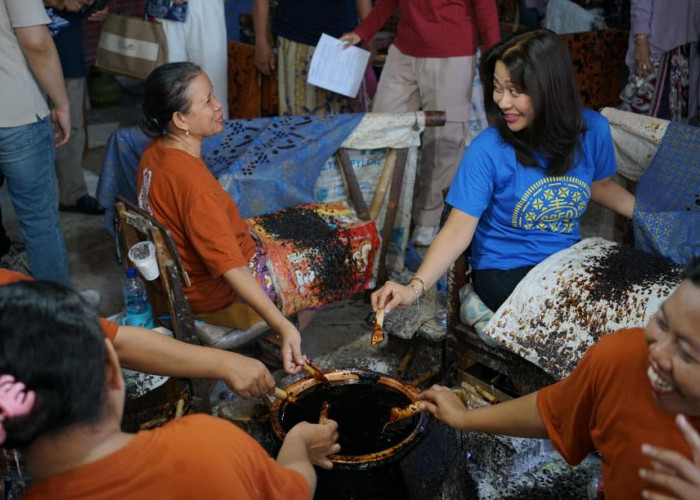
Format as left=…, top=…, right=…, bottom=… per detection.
left=372, top=29, right=636, bottom=314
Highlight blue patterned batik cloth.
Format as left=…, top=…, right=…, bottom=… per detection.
left=97, top=114, right=365, bottom=234
left=633, top=121, right=700, bottom=266
left=146, top=0, right=188, bottom=22
left=45, top=8, right=69, bottom=36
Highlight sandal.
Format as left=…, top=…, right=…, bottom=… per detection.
left=59, top=195, right=105, bottom=215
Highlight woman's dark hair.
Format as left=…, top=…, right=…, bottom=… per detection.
left=481, top=28, right=584, bottom=176
left=0, top=281, right=107, bottom=449
left=140, top=62, right=203, bottom=138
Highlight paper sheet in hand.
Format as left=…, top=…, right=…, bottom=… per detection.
left=308, top=33, right=370, bottom=98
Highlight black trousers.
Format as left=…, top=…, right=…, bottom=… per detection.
left=471, top=265, right=535, bottom=312
left=0, top=206, right=10, bottom=257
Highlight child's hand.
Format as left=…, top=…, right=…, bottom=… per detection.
left=418, top=385, right=468, bottom=429
left=287, top=420, right=341, bottom=470
left=640, top=414, right=700, bottom=499
left=278, top=322, right=304, bottom=375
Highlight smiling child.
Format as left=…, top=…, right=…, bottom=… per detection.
left=418, top=258, right=700, bottom=499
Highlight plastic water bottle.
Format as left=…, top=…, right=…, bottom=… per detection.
left=434, top=274, right=448, bottom=328
left=122, top=267, right=148, bottom=313
left=121, top=268, right=154, bottom=328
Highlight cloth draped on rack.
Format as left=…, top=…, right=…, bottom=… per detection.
left=98, top=112, right=430, bottom=271
left=97, top=114, right=365, bottom=232
left=633, top=121, right=700, bottom=266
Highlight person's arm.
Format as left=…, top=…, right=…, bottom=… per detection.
left=339, top=0, right=397, bottom=47
left=113, top=325, right=276, bottom=398
left=86, top=6, right=109, bottom=23
left=371, top=208, right=478, bottom=312
left=591, top=176, right=636, bottom=220
left=472, top=0, right=501, bottom=50
left=630, top=0, right=652, bottom=38
left=630, top=0, right=652, bottom=76
left=14, top=24, right=70, bottom=146
left=252, top=0, right=275, bottom=75
left=418, top=385, right=548, bottom=438
left=356, top=0, right=372, bottom=20
left=43, top=0, right=88, bottom=11
left=223, top=267, right=304, bottom=374
left=640, top=414, right=700, bottom=500
left=276, top=420, right=341, bottom=495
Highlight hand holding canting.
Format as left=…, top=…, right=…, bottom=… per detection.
left=287, top=420, right=341, bottom=470
left=417, top=384, right=469, bottom=429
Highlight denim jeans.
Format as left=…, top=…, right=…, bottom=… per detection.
left=0, top=116, right=70, bottom=285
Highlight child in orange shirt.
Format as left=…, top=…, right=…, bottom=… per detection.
left=0, top=281, right=340, bottom=499
left=0, top=268, right=275, bottom=399
left=418, top=259, right=700, bottom=499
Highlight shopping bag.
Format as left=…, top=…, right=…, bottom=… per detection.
left=95, top=13, right=168, bottom=80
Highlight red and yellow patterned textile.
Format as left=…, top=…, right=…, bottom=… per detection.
left=247, top=202, right=380, bottom=315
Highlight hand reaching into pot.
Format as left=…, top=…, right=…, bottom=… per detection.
left=418, top=385, right=470, bottom=429
left=277, top=420, right=341, bottom=493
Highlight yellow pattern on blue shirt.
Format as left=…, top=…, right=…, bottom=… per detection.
left=512, top=177, right=590, bottom=233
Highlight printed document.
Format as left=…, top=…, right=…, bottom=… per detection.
left=308, top=33, right=370, bottom=98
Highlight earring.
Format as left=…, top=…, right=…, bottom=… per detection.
left=185, top=130, right=190, bottom=136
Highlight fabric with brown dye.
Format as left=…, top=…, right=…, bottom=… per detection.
left=247, top=202, right=380, bottom=315
left=561, top=29, right=629, bottom=110
left=227, top=41, right=278, bottom=119
left=484, top=238, right=682, bottom=380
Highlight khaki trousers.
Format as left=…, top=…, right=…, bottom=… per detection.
left=55, top=77, right=88, bottom=206
left=373, top=45, right=476, bottom=226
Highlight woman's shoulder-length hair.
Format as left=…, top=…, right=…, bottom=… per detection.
left=481, top=28, right=585, bottom=176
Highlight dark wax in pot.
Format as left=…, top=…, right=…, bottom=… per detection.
left=280, top=383, right=418, bottom=456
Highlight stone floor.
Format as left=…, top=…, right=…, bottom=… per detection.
left=0, top=83, right=600, bottom=498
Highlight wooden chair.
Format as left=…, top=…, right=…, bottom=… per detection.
left=115, top=196, right=198, bottom=344
left=115, top=196, right=270, bottom=350
left=116, top=196, right=220, bottom=420
left=443, top=118, right=644, bottom=395
left=444, top=258, right=556, bottom=396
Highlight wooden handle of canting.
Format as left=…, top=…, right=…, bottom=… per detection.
left=274, top=387, right=289, bottom=401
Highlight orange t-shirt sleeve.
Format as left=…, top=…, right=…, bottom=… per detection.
left=184, top=190, right=251, bottom=278
left=183, top=415, right=311, bottom=499
left=537, top=344, right=601, bottom=465
left=246, top=441, right=311, bottom=498
left=22, top=414, right=311, bottom=499
left=0, top=269, right=32, bottom=285
left=99, top=318, right=119, bottom=342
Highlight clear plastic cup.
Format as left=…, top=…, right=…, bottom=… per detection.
left=128, top=241, right=160, bottom=281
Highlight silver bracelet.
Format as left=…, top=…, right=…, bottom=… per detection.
left=410, top=276, right=427, bottom=296
left=408, top=283, right=421, bottom=308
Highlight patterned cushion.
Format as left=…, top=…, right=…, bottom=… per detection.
left=483, top=238, right=683, bottom=380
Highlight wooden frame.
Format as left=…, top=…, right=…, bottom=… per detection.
left=115, top=196, right=198, bottom=345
